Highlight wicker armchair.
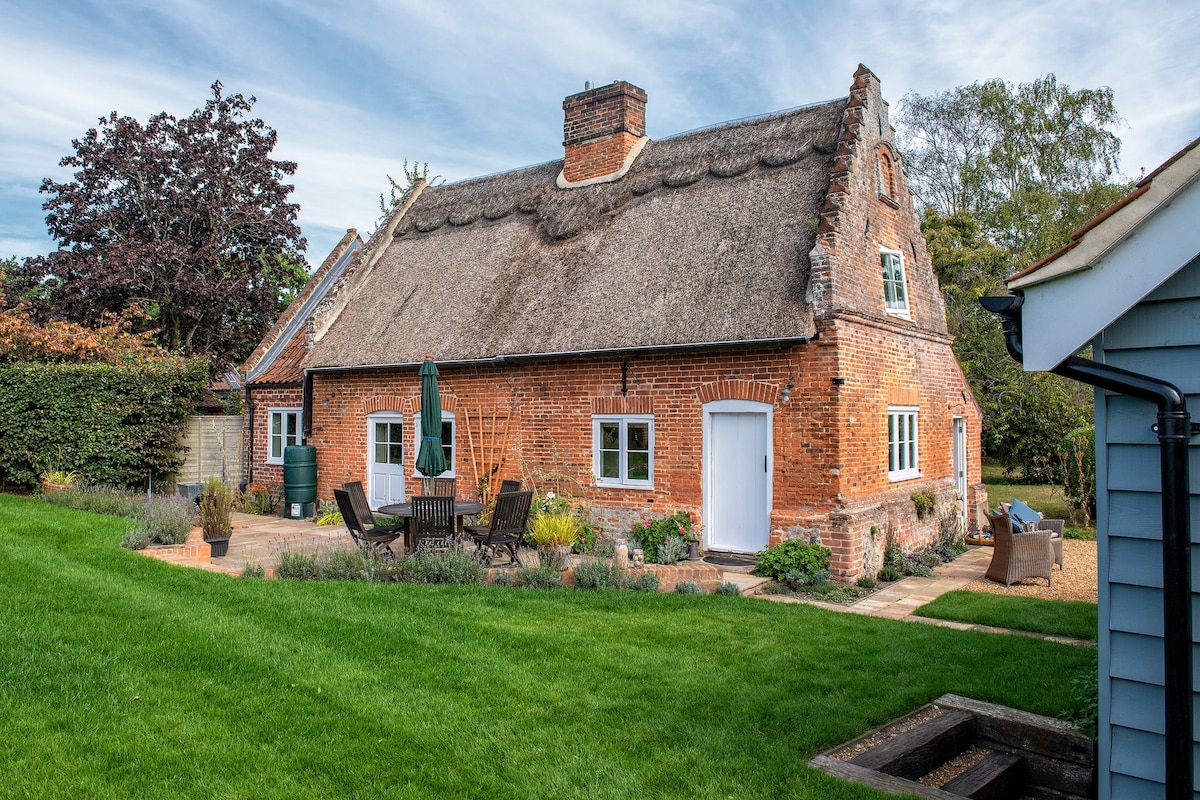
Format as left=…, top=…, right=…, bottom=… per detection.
left=984, top=508, right=1053, bottom=587
left=1035, top=518, right=1065, bottom=568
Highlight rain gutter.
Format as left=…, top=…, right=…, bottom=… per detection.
left=981, top=292, right=1194, bottom=800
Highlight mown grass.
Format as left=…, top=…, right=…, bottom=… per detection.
left=915, top=591, right=1098, bottom=641
left=0, top=494, right=1096, bottom=799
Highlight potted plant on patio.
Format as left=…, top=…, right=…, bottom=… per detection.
left=526, top=510, right=580, bottom=571
left=199, top=476, right=234, bottom=557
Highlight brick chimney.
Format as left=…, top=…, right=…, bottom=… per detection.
left=559, top=80, right=648, bottom=187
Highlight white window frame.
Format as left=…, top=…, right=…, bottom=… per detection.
left=881, top=247, right=910, bottom=318
left=412, top=411, right=456, bottom=477
left=267, top=407, right=302, bottom=464
left=887, top=406, right=920, bottom=481
left=592, top=414, right=654, bottom=489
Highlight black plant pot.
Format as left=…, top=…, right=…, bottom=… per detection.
left=687, top=540, right=701, bottom=561
left=207, top=537, right=231, bottom=558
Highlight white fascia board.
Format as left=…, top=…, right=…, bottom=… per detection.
left=1018, top=184, right=1200, bottom=371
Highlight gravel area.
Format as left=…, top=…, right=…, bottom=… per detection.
left=962, top=539, right=1097, bottom=603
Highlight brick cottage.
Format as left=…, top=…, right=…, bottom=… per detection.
left=241, top=65, right=982, bottom=580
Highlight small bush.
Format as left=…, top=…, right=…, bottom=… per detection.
left=398, top=547, right=485, bottom=585
left=516, top=564, right=564, bottom=589
left=121, top=524, right=152, bottom=551
left=856, top=575, right=876, bottom=589
left=572, top=558, right=623, bottom=590
left=761, top=582, right=790, bottom=595
left=139, top=494, right=196, bottom=545
left=491, top=570, right=516, bottom=587
left=754, top=538, right=831, bottom=583
left=674, top=580, right=703, bottom=594
left=911, top=491, right=936, bottom=519
left=241, top=563, right=266, bottom=579
left=625, top=571, right=660, bottom=593
left=878, top=565, right=902, bottom=582
left=714, top=581, right=742, bottom=596
left=41, top=484, right=144, bottom=517
left=314, top=500, right=342, bottom=526
left=656, top=535, right=690, bottom=566
left=628, top=511, right=697, bottom=564
left=278, top=551, right=321, bottom=580
left=1061, top=659, right=1099, bottom=740
left=240, top=483, right=279, bottom=515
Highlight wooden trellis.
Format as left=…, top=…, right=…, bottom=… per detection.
left=461, top=407, right=513, bottom=506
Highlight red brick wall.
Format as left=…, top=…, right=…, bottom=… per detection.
left=244, top=385, right=303, bottom=492
left=562, top=81, right=647, bottom=183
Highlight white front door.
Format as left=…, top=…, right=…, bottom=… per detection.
left=705, top=402, right=771, bottom=552
left=368, top=413, right=406, bottom=510
left=953, top=417, right=968, bottom=528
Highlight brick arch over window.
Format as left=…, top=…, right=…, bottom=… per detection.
left=415, top=393, right=458, bottom=413
left=696, top=379, right=778, bottom=405
left=361, top=395, right=410, bottom=415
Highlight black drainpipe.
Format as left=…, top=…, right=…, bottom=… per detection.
left=244, top=384, right=255, bottom=488
left=982, top=293, right=1194, bottom=799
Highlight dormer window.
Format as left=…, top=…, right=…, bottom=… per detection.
left=881, top=248, right=909, bottom=318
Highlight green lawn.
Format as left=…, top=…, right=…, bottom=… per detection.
left=982, top=459, right=1095, bottom=536
left=915, top=591, right=1098, bottom=641
left=0, top=494, right=1095, bottom=799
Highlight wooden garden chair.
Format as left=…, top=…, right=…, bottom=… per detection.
left=466, top=491, right=532, bottom=566
left=333, top=488, right=401, bottom=560
left=410, top=495, right=458, bottom=552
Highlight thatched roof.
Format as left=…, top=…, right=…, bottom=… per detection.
left=305, top=99, right=844, bottom=369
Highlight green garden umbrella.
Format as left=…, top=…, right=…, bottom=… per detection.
left=415, top=354, right=446, bottom=493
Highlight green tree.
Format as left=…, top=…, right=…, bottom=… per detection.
left=898, top=75, right=1131, bottom=481
left=5, top=82, right=307, bottom=371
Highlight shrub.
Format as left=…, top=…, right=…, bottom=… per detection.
left=529, top=491, right=597, bottom=554
left=628, top=511, right=697, bottom=564
left=1059, top=424, right=1096, bottom=526
left=41, top=484, right=144, bottom=517
left=1061, top=659, right=1099, bottom=740
left=572, top=558, right=623, bottom=590
left=674, top=580, right=703, bottom=594
left=241, top=563, right=266, bottom=579
left=491, top=570, right=516, bottom=587
left=625, top=571, right=660, bottom=593
left=714, top=581, right=742, bottom=596
left=516, top=564, right=564, bottom=589
left=398, top=546, right=485, bottom=586
left=139, top=494, right=196, bottom=545
left=781, top=568, right=830, bottom=591
left=856, top=575, right=877, bottom=589
left=753, top=538, right=831, bottom=583
left=0, top=359, right=208, bottom=488
left=911, top=492, right=936, bottom=519
left=878, top=565, right=902, bottom=582
left=121, top=524, right=152, bottom=550
left=656, top=535, right=690, bottom=566
left=240, top=483, right=278, bottom=515
left=278, top=551, right=321, bottom=580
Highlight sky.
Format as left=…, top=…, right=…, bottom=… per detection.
left=2, top=0, right=1198, bottom=265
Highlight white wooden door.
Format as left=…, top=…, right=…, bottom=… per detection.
left=707, top=409, right=770, bottom=552
left=953, top=417, right=968, bottom=528
left=368, top=414, right=406, bottom=509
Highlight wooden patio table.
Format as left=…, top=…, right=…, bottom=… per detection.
left=377, top=500, right=485, bottom=552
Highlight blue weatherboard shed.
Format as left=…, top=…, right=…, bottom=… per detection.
left=1002, top=138, right=1200, bottom=799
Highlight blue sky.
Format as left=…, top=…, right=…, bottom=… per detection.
left=2, top=0, right=1197, bottom=264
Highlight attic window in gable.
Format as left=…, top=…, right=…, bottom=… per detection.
left=877, top=148, right=899, bottom=206
left=881, top=248, right=910, bottom=319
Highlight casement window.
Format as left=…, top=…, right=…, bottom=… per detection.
left=881, top=248, right=910, bottom=317
left=887, top=406, right=920, bottom=480
left=267, top=408, right=302, bottom=463
left=412, top=412, right=455, bottom=476
left=593, top=415, right=653, bottom=488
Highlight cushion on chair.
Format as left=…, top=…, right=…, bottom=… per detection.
left=1008, top=498, right=1042, bottom=531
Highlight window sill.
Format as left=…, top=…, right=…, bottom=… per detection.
left=594, top=480, right=654, bottom=490
left=888, top=471, right=923, bottom=483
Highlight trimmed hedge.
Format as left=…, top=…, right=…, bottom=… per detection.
left=0, top=358, right=208, bottom=488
